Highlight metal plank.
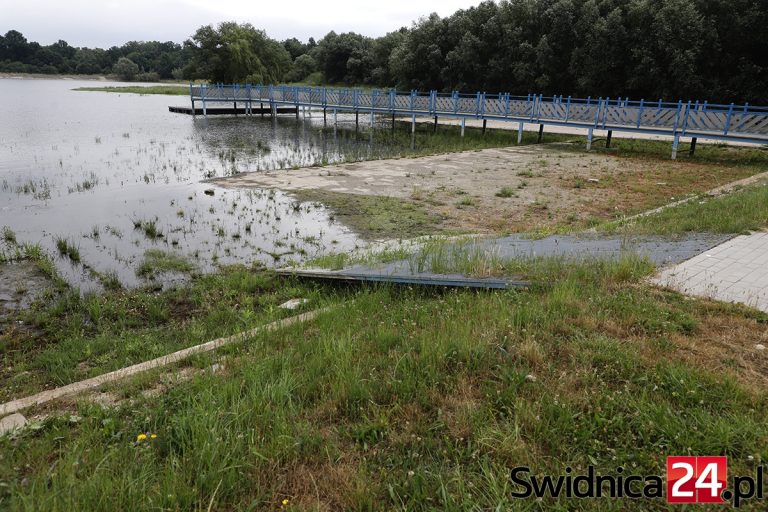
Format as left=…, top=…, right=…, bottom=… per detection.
left=276, top=269, right=530, bottom=289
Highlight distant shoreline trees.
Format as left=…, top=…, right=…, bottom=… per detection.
left=1, top=0, right=766, bottom=103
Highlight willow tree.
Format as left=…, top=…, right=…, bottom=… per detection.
left=184, top=22, right=291, bottom=84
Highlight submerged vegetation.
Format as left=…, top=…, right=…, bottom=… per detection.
left=136, top=249, right=196, bottom=279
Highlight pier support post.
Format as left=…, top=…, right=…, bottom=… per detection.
left=482, top=119, right=487, bottom=135
left=334, top=109, right=337, bottom=126
left=370, top=111, right=374, bottom=128
left=434, top=116, right=438, bottom=133
left=260, top=102, right=264, bottom=118
left=606, top=130, right=613, bottom=148
left=671, top=133, right=680, bottom=160
left=586, top=128, right=594, bottom=150
left=411, top=114, right=416, bottom=134
left=233, top=101, right=237, bottom=116
left=460, top=118, right=466, bottom=138
left=392, top=113, right=395, bottom=133
left=296, top=107, right=299, bottom=120
left=323, top=108, right=327, bottom=125
left=355, top=111, right=359, bottom=131
left=537, top=124, right=544, bottom=143
left=689, top=137, right=697, bottom=157
left=517, top=122, right=524, bottom=144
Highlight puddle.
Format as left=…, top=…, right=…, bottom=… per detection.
left=0, top=260, right=51, bottom=320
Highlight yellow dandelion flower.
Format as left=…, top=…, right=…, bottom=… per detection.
left=136, top=433, right=147, bottom=442
left=150, top=433, right=158, bottom=439
left=281, top=498, right=290, bottom=506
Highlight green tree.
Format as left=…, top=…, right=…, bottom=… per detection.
left=113, top=57, right=139, bottom=81
left=287, top=54, right=317, bottom=82
left=184, top=22, right=291, bottom=83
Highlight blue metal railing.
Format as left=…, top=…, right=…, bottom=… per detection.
left=187, top=83, right=768, bottom=153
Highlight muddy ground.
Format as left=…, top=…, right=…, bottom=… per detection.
left=213, top=144, right=758, bottom=234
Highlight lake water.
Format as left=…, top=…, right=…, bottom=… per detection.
left=0, top=79, right=397, bottom=291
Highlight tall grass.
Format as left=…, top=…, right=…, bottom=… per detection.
left=611, top=181, right=768, bottom=234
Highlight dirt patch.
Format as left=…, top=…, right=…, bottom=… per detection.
left=213, top=145, right=760, bottom=235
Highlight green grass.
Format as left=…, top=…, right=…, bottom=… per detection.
left=136, top=249, right=196, bottom=279
left=54, top=237, right=81, bottom=263
left=2, top=226, right=16, bottom=244
left=0, top=265, right=326, bottom=402
left=73, top=85, right=189, bottom=96
left=2, top=257, right=768, bottom=510
left=495, top=186, right=516, bottom=198
left=293, top=189, right=445, bottom=240
left=608, top=181, right=768, bottom=235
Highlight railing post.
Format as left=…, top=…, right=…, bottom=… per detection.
left=737, top=103, right=749, bottom=132
left=505, top=93, right=510, bottom=117
left=453, top=91, right=458, bottom=113
left=637, top=99, right=644, bottom=128
left=189, top=82, right=195, bottom=115
left=724, top=103, right=735, bottom=135
left=201, top=83, right=207, bottom=117
left=681, top=100, right=692, bottom=136
left=671, top=100, right=684, bottom=159
left=565, top=96, right=571, bottom=122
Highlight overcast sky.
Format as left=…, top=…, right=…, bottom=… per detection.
left=2, top=0, right=486, bottom=48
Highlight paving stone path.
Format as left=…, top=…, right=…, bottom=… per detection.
left=652, top=232, right=768, bottom=312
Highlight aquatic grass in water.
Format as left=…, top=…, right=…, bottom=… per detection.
left=55, top=237, right=81, bottom=263
left=136, top=249, right=195, bottom=279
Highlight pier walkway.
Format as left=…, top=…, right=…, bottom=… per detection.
left=182, top=84, right=768, bottom=158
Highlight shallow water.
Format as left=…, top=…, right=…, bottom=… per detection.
left=0, top=79, right=402, bottom=291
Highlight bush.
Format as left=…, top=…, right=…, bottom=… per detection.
left=135, top=71, right=160, bottom=82
left=113, top=57, right=139, bottom=81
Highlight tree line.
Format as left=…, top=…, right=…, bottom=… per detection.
left=2, top=0, right=766, bottom=103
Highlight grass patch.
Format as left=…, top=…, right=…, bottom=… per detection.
left=54, top=237, right=81, bottom=263
left=2, top=258, right=768, bottom=509
left=132, top=218, right=163, bottom=240
left=0, top=265, right=328, bottom=402
left=73, top=85, right=189, bottom=96
left=495, top=186, right=516, bottom=198
left=2, top=226, right=16, bottom=244
left=293, top=189, right=445, bottom=240
left=609, top=181, right=768, bottom=235
left=136, top=249, right=195, bottom=279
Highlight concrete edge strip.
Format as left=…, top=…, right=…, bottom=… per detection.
left=0, top=308, right=327, bottom=417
